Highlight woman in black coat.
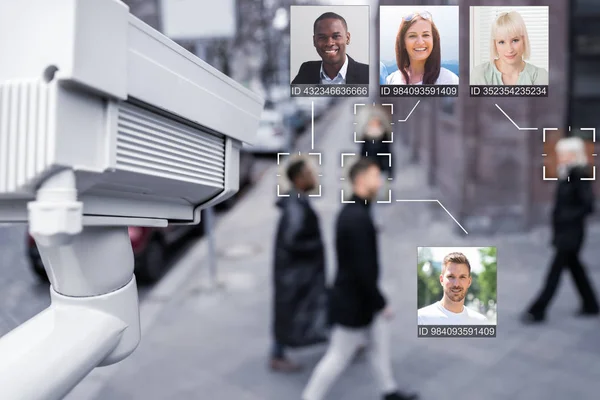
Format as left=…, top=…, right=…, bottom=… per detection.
left=523, top=137, right=600, bottom=323
left=271, top=158, right=328, bottom=372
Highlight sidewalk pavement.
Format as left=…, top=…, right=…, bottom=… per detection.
left=74, top=100, right=600, bottom=399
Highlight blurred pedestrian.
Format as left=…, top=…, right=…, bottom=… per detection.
left=271, top=157, right=328, bottom=372
left=358, top=108, right=394, bottom=180
left=302, top=158, right=418, bottom=400
left=523, top=137, right=599, bottom=323
left=358, top=107, right=394, bottom=228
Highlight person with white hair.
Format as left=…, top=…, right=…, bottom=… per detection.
left=523, top=136, right=599, bottom=323
left=470, top=10, right=548, bottom=85
left=358, top=107, right=394, bottom=181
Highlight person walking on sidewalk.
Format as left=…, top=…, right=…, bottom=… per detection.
left=523, top=136, right=600, bottom=323
left=358, top=108, right=393, bottom=229
left=302, top=158, right=418, bottom=400
left=271, top=157, right=329, bottom=372
left=359, top=112, right=394, bottom=181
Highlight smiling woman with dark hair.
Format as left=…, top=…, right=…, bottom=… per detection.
left=386, top=11, right=458, bottom=85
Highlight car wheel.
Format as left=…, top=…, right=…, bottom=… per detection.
left=135, top=237, right=166, bottom=284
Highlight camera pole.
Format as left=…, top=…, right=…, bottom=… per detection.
left=0, top=169, right=141, bottom=400
left=204, top=206, right=218, bottom=289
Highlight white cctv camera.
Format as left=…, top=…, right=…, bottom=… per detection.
left=0, top=0, right=264, bottom=228
left=0, top=1, right=263, bottom=398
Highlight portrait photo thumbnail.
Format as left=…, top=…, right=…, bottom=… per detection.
left=379, top=6, right=459, bottom=86
left=470, top=6, right=549, bottom=86
left=290, top=5, right=370, bottom=85
left=417, top=246, right=497, bottom=330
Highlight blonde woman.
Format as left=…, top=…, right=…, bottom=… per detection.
left=471, top=11, right=548, bottom=85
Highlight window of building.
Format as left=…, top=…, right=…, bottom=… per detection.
left=569, top=0, right=600, bottom=133
left=574, top=24, right=600, bottom=57
left=574, top=0, right=600, bottom=14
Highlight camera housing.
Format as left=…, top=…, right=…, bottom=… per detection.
left=0, top=0, right=264, bottom=227
left=0, top=2, right=265, bottom=396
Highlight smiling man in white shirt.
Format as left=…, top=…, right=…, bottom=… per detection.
left=418, top=252, right=489, bottom=325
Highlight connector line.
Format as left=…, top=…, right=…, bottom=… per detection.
left=395, top=199, right=469, bottom=234
left=311, top=101, right=315, bottom=150
left=398, top=100, right=420, bottom=122
left=495, top=104, right=538, bottom=130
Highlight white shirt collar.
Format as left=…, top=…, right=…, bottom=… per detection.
left=320, top=55, right=349, bottom=83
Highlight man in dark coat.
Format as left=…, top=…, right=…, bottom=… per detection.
left=360, top=118, right=394, bottom=180
left=271, top=157, right=327, bottom=372
left=291, top=12, right=369, bottom=85
left=523, top=137, right=600, bottom=323
left=302, top=158, right=418, bottom=400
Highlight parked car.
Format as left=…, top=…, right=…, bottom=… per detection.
left=278, top=99, right=307, bottom=135
left=27, top=213, right=206, bottom=284
left=246, top=108, right=293, bottom=154
left=267, top=86, right=308, bottom=135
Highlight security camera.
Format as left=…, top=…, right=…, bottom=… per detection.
left=0, top=0, right=264, bottom=227
left=0, top=1, right=263, bottom=398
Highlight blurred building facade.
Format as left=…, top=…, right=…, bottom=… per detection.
left=121, top=0, right=599, bottom=234
left=121, top=0, right=318, bottom=91
left=378, top=0, right=599, bottom=234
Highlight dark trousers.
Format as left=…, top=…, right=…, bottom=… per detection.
left=271, top=341, right=285, bottom=359
left=529, top=249, right=599, bottom=316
